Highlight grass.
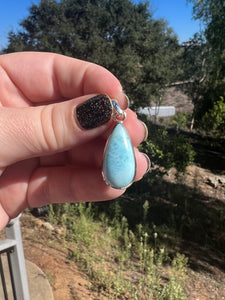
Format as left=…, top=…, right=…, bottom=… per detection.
left=43, top=161, right=225, bottom=299
left=47, top=202, right=188, bottom=299
left=45, top=270, right=55, bottom=287
left=44, top=117, right=225, bottom=299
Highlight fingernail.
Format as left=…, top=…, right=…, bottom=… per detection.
left=142, top=153, right=151, bottom=174
left=76, top=94, right=112, bottom=129
left=140, top=121, right=148, bottom=141
left=123, top=93, right=130, bottom=109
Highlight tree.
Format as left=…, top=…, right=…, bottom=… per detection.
left=184, top=0, right=225, bottom=134
left=5, top=0, right=180, bottom=108
left=189, top=0, right=225, bottom=54
left=5, top=0, right=195, bottom=175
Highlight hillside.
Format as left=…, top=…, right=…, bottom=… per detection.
left=1, top=88, right=225, bottom=299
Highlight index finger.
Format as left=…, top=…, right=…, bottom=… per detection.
left=0, top=52, right=127, bottom=107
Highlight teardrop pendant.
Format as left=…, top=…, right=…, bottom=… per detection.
left=103, top=123, right=136, bottom=189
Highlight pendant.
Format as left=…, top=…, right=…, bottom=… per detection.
left=102, top=102, right=136, bottom=189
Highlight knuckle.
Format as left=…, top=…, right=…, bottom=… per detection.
left=39, top=105, right=61, bottom=152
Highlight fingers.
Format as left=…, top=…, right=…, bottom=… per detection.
left=0, top=52, right=150, bottom=231
left=0, top=95, right=147, bottom=168
left=39, top=108, right=147, bottom=169
left=0, top=158, right=39, bottom=229
left=0, top=204, right=10, bottom=230
left=0, top=95, right=106, bottom=167
left=0, top=52, right=147, bottom=169
left=0, top=145, right=149, bottom=231
left=27, top=167, right=123, bottom=207
left=0, top=52, right=128, bottom=108
left=28, top=151, right=149, bottom=208
left=0, top=159, right=39, bottom=217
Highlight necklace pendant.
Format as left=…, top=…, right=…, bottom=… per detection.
left=103, top=123, right=136, bottom=189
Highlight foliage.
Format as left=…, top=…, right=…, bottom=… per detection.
left=171, top=112, right=188, bottom=130
left=202, top=96, right=225, bottom=137
left=161, top=254, right=187, bottom=300
left=4, top=0, right=195, bottom=176
left=140, top=120, right=195, bottom=174
left=47, top=202, right=188, bottom=299
left=182, top=0, right=225, bottom=134
left=5, top=0, right=180, bottom=108
left=189, top=0, right=225, bottom=54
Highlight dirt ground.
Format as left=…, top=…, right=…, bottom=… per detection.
left=162, top=87, right=194, bottom=114
left=20, top=217, right=106, bottom=300
left=14, top=163, right=225, bottom=300
left=2, top=88, right=225, bottom=299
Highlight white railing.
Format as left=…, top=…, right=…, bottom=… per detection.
left=0, top=215, right=30, bottom=300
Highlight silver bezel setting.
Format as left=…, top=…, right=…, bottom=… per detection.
left=102, top=100, right=137, bottom=189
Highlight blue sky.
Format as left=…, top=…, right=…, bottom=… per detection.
left=0, top=0, right=201, bottom=50
left=150, top=0, right=201, bottom=42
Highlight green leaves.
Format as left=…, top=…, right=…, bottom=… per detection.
left=5, top=0, right=194, bottom=174
left=5, top=0, right=179, bottom=108
left=140, top=122, right=195, bottom=173
left=181, top=1, right=225, bottom=134
left=202, top=97, right=225, bottom=137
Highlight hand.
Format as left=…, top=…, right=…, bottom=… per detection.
left=0, top=52, right=149, bottom=229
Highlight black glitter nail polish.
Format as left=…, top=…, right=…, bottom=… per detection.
left=76, top=94, right=113, bottom=129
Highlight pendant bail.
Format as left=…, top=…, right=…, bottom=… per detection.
left=112, top=100, right=126, bottom=123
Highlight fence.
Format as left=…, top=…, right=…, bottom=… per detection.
left=0, top=215, right=30, bottom=300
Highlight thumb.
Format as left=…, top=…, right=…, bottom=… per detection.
left=0, top=94, right=113, bottom=168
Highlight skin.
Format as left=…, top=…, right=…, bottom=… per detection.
left=0, top=52, right=148, bottom=230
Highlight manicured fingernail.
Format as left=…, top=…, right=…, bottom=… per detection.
left=76, top=94, right=113, bottom=129
left=142, top=153, right=151, bottom=174
left=140, top=121, right=148, bottom=141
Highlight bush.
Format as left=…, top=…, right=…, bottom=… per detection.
left=140, top=120, right=195, bottom=174
left=202, top=96, right=225, bottom=137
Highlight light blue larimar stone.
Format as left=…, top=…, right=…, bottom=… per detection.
left=103, top=123, right=136, bottom=189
